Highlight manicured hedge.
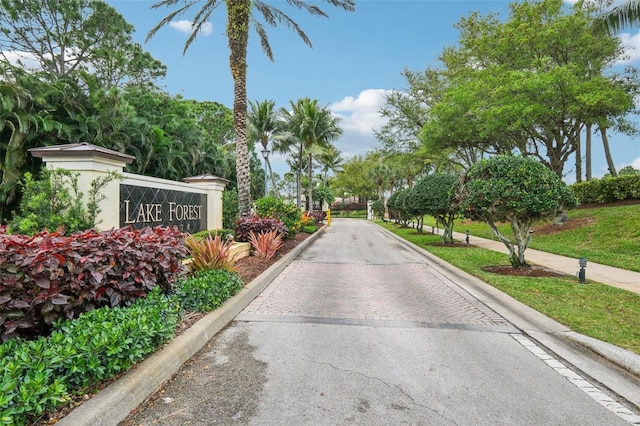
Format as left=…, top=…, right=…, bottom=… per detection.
left=571, top=175, right=640, bottom=204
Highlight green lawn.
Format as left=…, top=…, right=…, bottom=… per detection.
left=421, top=204, right=640, bottom=272
left=376, top=219, right=640, bottom=356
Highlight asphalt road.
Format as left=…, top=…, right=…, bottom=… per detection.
left=122, top=219, right=638, bottom=425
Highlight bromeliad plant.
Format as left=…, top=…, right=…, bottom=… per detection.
left=247, top=230, right=284, bottom=259
left=185, top=233, right=237, bottom=272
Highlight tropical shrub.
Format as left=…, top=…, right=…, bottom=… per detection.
left=254, top=196, right=301, bottom=235
left=312, top=185, right=335, bottom=209
left=9, top=168, right=119, bottom=236
left=371, top=199, right=385, bottom=219
left=309, top=211, right=324, bottom=224
left=222, top=188, right=239, bottom=229
left=191, top=228, right=235, bottom=241
left=0, top=226, right=187, bottom=341
left=173, top=269, right=243, bottom=313
left=233, top=215, right=289, bottom=242
left=248, top=230, right=284, bottom=259
left=185, top=234, right=236, bottom=272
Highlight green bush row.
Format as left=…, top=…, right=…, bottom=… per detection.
left=571, top=175, right=640, bottom=204
left=0, top=270, right=243, bottom=425
left=173, top=269, right=243, bottom=313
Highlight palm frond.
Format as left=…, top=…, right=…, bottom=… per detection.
left=596, top=0, right=640, bottom=34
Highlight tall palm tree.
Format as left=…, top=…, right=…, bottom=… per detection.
left=247, top=99, right=281, bottom=197
left=279, top=98, right=342, bottom=212
left=147, top=0, right=355, bottom=217
left=316, top=144, right=343, bottom=185
left=596, top=0, right=640, bottom=33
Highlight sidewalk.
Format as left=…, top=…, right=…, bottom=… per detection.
left=447, top=230, right=640, bottom=296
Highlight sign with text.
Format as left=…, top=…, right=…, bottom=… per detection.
left=119, top=184, right=207, bottom=232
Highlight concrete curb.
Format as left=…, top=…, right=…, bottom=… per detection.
left=58, top=226, right=326, bottom=426
left=375, top=222, right=640, bottom=408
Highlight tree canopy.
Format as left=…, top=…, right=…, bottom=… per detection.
left=457, top=155, right=577, bottom=268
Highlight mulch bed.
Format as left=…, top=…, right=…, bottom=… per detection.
left=234, top=231, right=311, bottom=284
left=482, top=265, right=566, bottom=277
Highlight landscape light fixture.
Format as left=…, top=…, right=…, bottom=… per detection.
left=578, top=258, right=587, bottom=284
left=465, top=230, right=470, bottom=244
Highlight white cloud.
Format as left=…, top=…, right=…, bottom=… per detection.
left=330, top=89, right=391, bottom=136
left=2, top=50, right=42, bottom=70
left=169, top=20, right=213, bottom=36
left=616, top=32, right=640, bottom=64
left=328, top=89, right=392, bottom=159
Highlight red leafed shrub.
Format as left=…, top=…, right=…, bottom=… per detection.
left=0, top=226, right=188, bottom=341
left=233, top=215, right=289, bottom=242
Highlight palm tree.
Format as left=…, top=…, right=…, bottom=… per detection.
left=247, top=99, right=281, bottom=197
left=279, top=98, right=342, bottom=212
left=316, top=145, right=343, bottom=185
left=596, top=0, right=640, bottom=33
left=367, top=159, right=389, bottom=203
left=147, top=0, right=355, bottom=217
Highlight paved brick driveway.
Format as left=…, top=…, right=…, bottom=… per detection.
left=238, top=223, right=513, bottom=332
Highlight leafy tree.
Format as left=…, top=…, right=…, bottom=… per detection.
left=331, top=155, right=377, bottom=203
left=457, top=155, right=577, bottom=269
left=411, top=173, right=459, bottom=242
left=0, top=0, right=165, bottom=89
left=619, top=165, right=640, bottom=176
left=148, top=0, right=355, bottom=218
left=422, top=0, right=637, bottom=179
left=278, top=98, right=342, bottom=211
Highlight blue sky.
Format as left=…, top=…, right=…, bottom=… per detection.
left=106, top=0, right=640, bottom=183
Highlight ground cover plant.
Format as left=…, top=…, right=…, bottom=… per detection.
left=376, top=219, right=640, bottom=356
left=0, top=227, right=253, bottom=425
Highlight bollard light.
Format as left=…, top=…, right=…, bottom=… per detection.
left=465, top=230, right=470, bottom=244
left=578, top=258, right=587, bottom=284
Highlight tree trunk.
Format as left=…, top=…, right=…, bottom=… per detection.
left=307, top=152, right=313, bottom=212
left=265, top=157, right=279, bottom=197
left=227, top=0, right=252, bottom=217
left=586, top=123, right=592, bottom=181
left=575, top=127, right=582, bottom=184
left=487, top=220, right=531, bottom=269
left=441, top=215, right=455, bottom=244
left=600, top=126, right=617, bottom=177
